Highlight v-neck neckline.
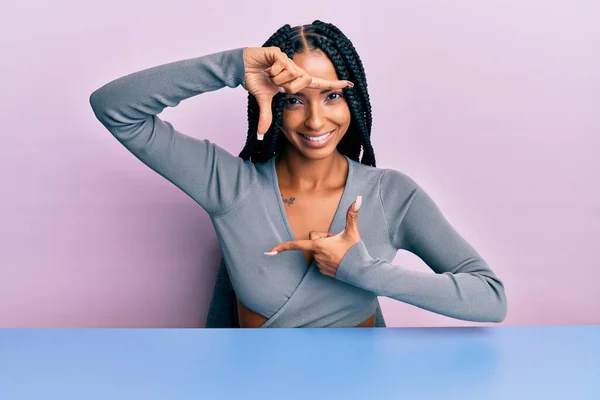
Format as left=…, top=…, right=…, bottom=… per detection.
left=271, top=154, right=354, bottom=265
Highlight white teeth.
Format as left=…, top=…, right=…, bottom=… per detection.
left=301, top=132, right=332, bottom=142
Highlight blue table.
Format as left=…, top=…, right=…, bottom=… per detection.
left=1, top=325, right=598, bottom=399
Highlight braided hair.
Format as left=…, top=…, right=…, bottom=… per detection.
left=237, top=20, right=376, bottom=167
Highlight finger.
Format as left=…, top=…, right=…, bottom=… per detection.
left=255, top=95, right=274, bottom=139
left=314, top=261, right=336, bottom=278
left=345, top=195, right=362, bottom=232
left=264, top=239, right=317, bottom=255
left=321, top=269, right=335, bottom=278
left=271, top=73, right=298, bottom=88
left=308, top=77, right=354, bottom=90
left=271, top=61, right=308, bottom=93
left=264, top=55, right=289, bottom=77
left=309, top=231, right=335, bottom=240
left=269, top=67, right=297, bottom=86
left=280, top=73, right=313, bottom=95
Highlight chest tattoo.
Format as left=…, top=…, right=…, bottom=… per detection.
left=281, top=194, right=296, bottom=206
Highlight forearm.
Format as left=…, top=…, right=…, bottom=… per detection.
left=336, top=241, right=507, bottom=323
left=89, top=48, right=246, bottom=134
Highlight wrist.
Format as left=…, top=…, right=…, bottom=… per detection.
left=335, top=240, right=373, bottom=283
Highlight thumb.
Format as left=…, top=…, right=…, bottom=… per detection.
left=256, top=95, right=274, bottom=140
left=345, top=195, right=362, bottom=234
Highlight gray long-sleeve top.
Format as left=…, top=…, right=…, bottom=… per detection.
left=89, top=47, right=507, bottom=327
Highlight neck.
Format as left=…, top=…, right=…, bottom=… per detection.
left=275, top=147, right=348, bottom=192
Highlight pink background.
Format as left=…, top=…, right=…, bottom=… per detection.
left=1, top=1, right=598, bottom=327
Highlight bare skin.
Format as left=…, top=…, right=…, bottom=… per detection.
left=237, top=45, right=375, bottom=328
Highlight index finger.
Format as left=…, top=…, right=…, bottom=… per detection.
left=265, top=239, right=317, bottom=255
left=307, top=76, right=354, bottom=90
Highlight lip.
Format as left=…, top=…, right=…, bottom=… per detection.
left=298, top=130, right=335, bottom=138
left=297, top=130, right=335, bottom=149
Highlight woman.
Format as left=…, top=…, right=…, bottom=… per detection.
left=90, top=20, right=507, bottom=328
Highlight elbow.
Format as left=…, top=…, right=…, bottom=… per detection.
left=89, top=90, right=105, bottom=123
left=89, top=88, right=120, bottom=130
left=480, top=268, right=508, bottom=323
left=89, top=89, right=105, bottom=115
left=470, top=295, right=506, bottom=323
left=89, top=90, right=98, bottom=109
left=489, top=296, right=507, bottom=323
left=470, top=273, right=507, bottom=323
left=487, top=282, right=508, bottom=323
left=89, top=81, right=116, bottom=118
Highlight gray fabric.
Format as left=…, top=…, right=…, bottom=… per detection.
left=206, top=256, right=386, bottom=328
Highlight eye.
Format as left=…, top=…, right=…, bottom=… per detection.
left=327, top=92, right=343, bottom=101
left=285, top=97, right=301, bottom=106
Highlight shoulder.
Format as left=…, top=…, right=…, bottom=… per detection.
left=377, top=168, right=422, bottom=226
left=379, top=167, right=420, bottom=196
left=348, top=159, right=421, bottom=202
left=378, top=167, right=443, bottom=218
left=373, top=167, right=445, bottom=248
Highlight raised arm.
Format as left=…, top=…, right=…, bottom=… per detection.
left=336, top=169, right=507, bottom=323
left=89, top=48, right=257, bottom=216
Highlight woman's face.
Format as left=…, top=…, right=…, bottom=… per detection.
left=279, top=50, right=351, bottom=160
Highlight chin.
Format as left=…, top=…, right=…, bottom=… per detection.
left=297, top=149, right=335, bottom=161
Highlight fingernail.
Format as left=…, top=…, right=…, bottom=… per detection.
left=257, top=132, right=264, bottom=141
left=264, top=251, right=278, bottom=256
left=353, top=195, right=362, bottom=211
left=277, top=86, right=286, bottom=93
left=346, top=81, right=354, bottom=88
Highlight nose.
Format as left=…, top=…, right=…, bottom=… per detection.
left=303, top=103, right=327, bottom=132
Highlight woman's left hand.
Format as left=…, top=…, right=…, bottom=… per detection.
left=264, top=196, right=363, bottom=277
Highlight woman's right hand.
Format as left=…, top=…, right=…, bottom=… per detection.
left=243, top=47, right=354, bottom=140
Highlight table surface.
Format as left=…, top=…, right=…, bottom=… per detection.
left=1, top=325, right=598, bottom=399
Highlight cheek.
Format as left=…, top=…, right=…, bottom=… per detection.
left=332, top=105, right=352, bottom=127
left=281, top=110, right=301, bottom=130
left=333, top=100, right=351, bottom=117
left=280, top=111, right=300, bottom=142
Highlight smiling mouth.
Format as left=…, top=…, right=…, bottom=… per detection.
left=297, top=130, right=334, bottom=142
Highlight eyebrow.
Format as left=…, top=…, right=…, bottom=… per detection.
left=287, top=89, right=335, bottom=97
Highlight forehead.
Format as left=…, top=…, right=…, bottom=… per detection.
left=292, top=51, right=339, bottom=82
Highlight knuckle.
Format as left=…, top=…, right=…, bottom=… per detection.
left=289, top=84, right=301, bottom=94
left=314, top=241, right=324, bottom=252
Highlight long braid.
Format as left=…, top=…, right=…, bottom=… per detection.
left=238, top=21, right=376, bottom=167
